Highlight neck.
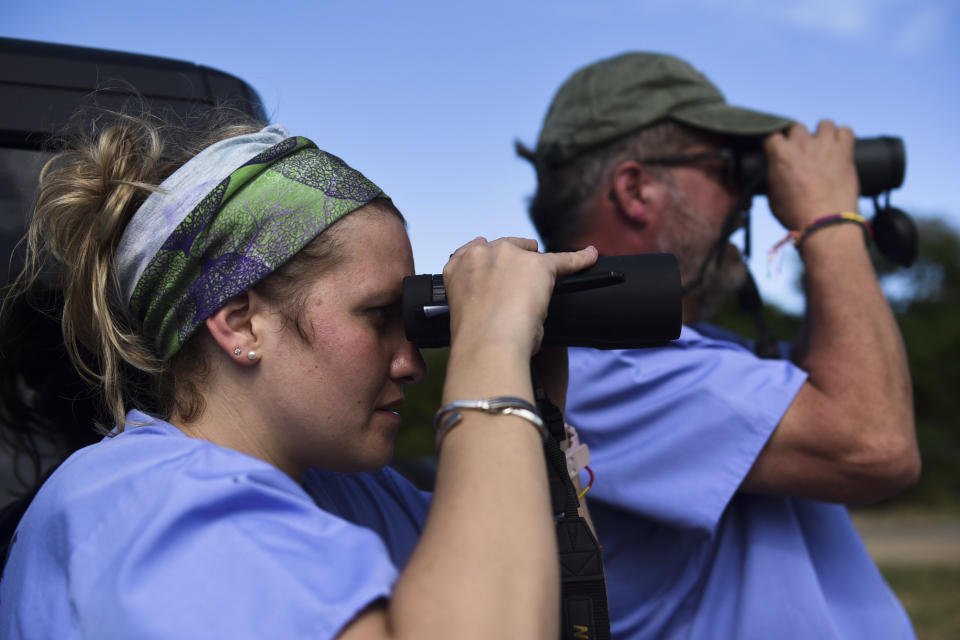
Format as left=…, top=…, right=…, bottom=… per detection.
left=171, top=377, right=301, bottom=480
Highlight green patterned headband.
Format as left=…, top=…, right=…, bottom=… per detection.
left=114, top=125, right=384, bottom=359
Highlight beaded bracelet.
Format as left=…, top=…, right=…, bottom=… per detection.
left=434, top=396, right=546, bottom=450
left=770, top=211, right=873, bottom=256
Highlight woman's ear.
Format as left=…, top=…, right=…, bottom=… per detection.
left=610, top=161, right=662, bottom=229
left=205, top=291, right=266, bottom=365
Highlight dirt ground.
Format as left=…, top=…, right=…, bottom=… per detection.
left=851, top=508, right=960, bottom=567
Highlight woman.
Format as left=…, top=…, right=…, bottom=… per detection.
left=0, top=107, right=597, bottom=639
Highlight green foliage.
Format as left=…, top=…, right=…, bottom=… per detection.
left=707, top=295, right=802, bottom=345
left=883, top=218, right=960, bottom=506
left=873, top=217, right=960, bottom=308
left=881, top=566, right=960, bottom=639
left=861, top=217, right=960, bottom=506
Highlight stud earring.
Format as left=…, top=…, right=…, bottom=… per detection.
left=233, top=347, right=242, bottom=356
left=247, top=350, right=258, bottom=361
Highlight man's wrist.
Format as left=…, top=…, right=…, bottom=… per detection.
left=795, top=212, right=872, bottom=252
left=770, top=212, right=872, bottom=258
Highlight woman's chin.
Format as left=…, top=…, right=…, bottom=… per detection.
left=356, top=436, right=397, bottom=474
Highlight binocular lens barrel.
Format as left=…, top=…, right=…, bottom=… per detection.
left=740, top=136, right=905, bottom=197
left=402, top=254, right=682, bottom=349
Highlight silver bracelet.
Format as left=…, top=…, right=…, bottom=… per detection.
left=434, top=396, right=546, bottom=449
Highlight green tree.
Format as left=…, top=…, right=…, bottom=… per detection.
left=880, top=218, right=960, bottom=506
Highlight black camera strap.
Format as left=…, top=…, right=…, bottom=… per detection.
left=533, top=378, right=611, bottom=640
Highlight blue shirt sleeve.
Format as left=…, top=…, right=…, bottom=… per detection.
left=1, top=417, right=399, bottom=640
left=303, top=466, right=430, bottom=569
left=566, top=326, right=808, bottom=534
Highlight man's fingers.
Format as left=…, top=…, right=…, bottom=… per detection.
left=787, top=122, right=811, bottom=139
left=836, top=125, right=855, bottom=143
left=765, top=123, right=806, bottom=153
left=814, top=119, right=837, bottom=137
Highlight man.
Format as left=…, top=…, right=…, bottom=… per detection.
left=519, top=52, right=919, bottom=639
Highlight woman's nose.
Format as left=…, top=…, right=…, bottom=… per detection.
left=393, top=340, right=427, bottom=386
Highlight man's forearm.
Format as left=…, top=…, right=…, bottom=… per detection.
left=797, top=221, right=918, bottom=498
left=744, top=122, right=920, bottom=504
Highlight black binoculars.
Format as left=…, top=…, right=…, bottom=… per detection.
left=738, top=136, right=916, bottom=267
left=402, top=254, right=682, bottom=349
left=737, top=136, right=906, bottom=197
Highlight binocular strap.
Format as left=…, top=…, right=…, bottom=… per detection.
left=535, top=382, right=611, bottom=640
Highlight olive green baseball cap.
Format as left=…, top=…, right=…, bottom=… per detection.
left=533, top=52, right=793, bottom=167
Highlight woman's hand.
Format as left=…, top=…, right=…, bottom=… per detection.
left=363, top=240, right=596, bottom=640
left=378, top=239, right=597, bottom=640
left=442, top=237, right=597, bottom=359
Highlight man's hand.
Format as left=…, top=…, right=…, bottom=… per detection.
left=764, top=121, right=860, bottom=232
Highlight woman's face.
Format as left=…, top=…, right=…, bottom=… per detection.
left=257, top=206, right=426, bottom=475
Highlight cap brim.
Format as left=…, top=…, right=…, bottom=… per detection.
left=672, top=102, right=793, bottom=137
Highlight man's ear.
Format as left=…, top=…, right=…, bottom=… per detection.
left=609, top=160, right=662, bottom=229
left=204, top=291, right=267, bottom=366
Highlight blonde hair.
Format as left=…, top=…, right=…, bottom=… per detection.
left=6, top=105, right=266, bottom=433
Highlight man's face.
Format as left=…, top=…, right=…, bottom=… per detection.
left=652, top=145, right=749, bottom=322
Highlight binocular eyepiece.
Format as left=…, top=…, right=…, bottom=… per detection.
left=402, top=254, right=683, bottom=349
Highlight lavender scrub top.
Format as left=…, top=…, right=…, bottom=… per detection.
left=0, top=410, right=427, bottom=640
left=567, top=325, right=914, bottom=640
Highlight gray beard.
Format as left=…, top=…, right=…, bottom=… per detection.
left=655, top=188, right=748, bottom=323
left=683, top=242, right=748, bottom=322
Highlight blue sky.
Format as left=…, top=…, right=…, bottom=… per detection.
left=4, top=0, right=958, bottom=311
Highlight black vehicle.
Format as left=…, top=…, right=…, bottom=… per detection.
left=0, top=36, right=266, bottom=277
left=0, top=37, right=266, bottom=510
